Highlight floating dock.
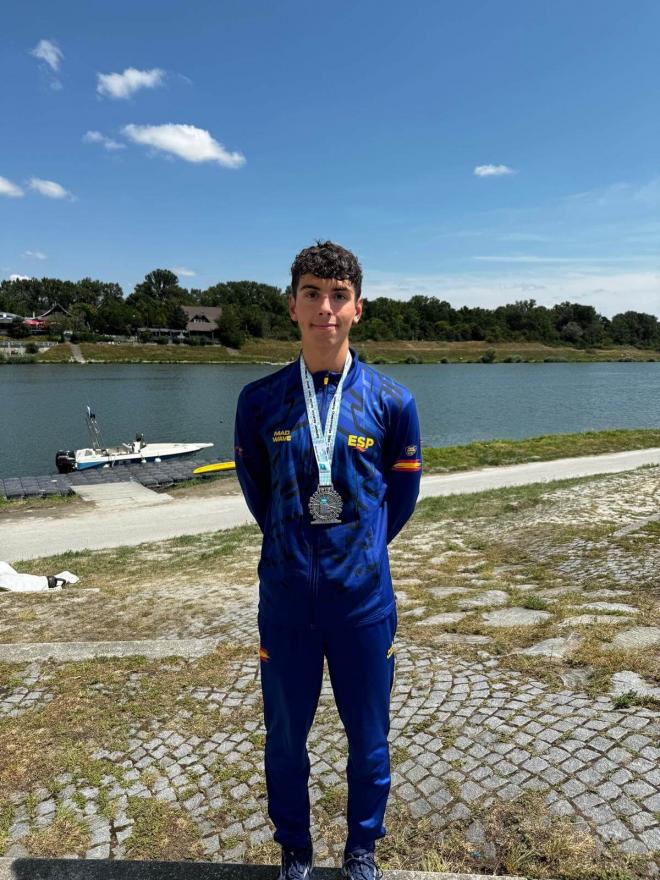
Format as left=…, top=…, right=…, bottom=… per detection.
left=0, top=458, right=229, bottom=501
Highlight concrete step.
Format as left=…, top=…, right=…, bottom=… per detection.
left=70, top=482, right=172, bottom=508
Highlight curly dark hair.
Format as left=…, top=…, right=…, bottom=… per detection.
left=290, top=241, right=363, bottom=300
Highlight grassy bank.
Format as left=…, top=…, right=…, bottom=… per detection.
left=31, top=338, right=660, bottom=364
left=422, top=428, right=660, bottom=472
left=0, top=491, right=78, bottom=511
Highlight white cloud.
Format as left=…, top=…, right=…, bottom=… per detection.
left=9, top=274, right=32, bottom=282
left=473, top=255, right=657, bottom=264
left=28, top=177, right=74, bottom=200
left=122, top=123, right=245, bottom=169
left=474, top=164, right=515, bottom=177
left=97, top=67, right=165, bottom=100
left=0, top=176, right=24, bottom=198
left=30, top=39, right=63, bottom=72
left=172, top=266, right=196, bottom=277
left=563, top=176, right=660, bottom=211
left=83, top=130, right=126, bottom=151
left=24, top=250, right=47, bottom=260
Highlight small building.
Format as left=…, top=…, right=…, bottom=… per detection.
left=23, top=317, right=48, bottom=334
left=182, top=306, right=223, bottom=339
left=37, top=303, right=74, bottom=325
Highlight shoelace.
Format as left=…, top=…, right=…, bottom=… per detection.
left=343, top=850, right=382, bottom=880
left=281, top=847, right=313, bottom=880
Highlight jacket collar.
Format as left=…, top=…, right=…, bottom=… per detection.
left=297, top=347, right=361, bottom=390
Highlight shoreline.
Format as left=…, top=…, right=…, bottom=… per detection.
left=2, top=339, right=659, bottom=365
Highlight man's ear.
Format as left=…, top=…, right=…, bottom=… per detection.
left=288, top=294, right=298, bottom=323
left=353, top=298, right=363, bottom=323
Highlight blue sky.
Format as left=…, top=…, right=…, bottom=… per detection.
left=2, top=0, right=659, bottom=316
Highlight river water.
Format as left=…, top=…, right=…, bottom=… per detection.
left=0, top=362, right=658, bottom=479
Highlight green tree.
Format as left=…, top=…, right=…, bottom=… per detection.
left=8, top=318, right=30, bottom=339
left=610, top=311, right=659, bottom=348
left=560, top=321, right=584, bottom=344
left=217, top=304, right=245, bottom=348
left=132, top=269, right=181, bottom=302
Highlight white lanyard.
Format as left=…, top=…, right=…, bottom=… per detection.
left=300, top=351, right=352, bottom=487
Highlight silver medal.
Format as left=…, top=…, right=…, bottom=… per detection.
left=300, top=351, right=352, bottom=527
left=309, top=485, right=343, bottom=525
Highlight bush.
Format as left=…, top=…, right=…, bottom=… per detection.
left=480, top=349, right=497, bottom=363
left=403, top=355, right=421, bottom=364
left=8, top=321, right=30, bottom=339
left=155, top=336, right=168, bottom=345
left=25, top=342, right=39, bottom=355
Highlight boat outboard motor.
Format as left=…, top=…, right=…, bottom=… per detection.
left=56, top=450, right=76, bottom=473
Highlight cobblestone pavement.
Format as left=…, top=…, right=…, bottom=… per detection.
left=2, top=633, right=658, bottom=869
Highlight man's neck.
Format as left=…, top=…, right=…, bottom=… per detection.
left=301, top=342, right=350, bottom=374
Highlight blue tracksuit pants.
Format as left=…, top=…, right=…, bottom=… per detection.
left=258, top=609, right=397, bottom=852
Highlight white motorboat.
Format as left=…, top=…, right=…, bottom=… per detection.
left=55, top=407, right=213, bottom=473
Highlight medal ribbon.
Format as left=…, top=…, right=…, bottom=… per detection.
left=300, top=351, right=352, bottom=488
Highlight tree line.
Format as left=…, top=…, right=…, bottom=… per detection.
left=1, top=269, right=658, bottom=350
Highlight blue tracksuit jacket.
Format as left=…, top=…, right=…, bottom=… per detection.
left=234, top=349, right=422, bottom=628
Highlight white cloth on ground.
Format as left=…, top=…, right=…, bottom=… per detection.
left=0, top=561, right=79, bottom=592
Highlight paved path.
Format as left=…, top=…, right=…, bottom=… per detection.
left=68, top=342, right=86, bottom=363
left=2, top=622, right=658, bottom=868
left=4, top=448, right=660, bottom=562
left=418, top=447, right=660, bottom=498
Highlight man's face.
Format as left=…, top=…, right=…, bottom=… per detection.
left=289, top=274, right=362, bottom=350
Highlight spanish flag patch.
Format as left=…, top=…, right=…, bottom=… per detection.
left=392, top=459, right=422, bottom=472
left=259, top=647, right=270, bottom=662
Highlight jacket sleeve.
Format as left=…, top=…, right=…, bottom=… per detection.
left=383, top=396, right=422, bottom=543
left=234, top=388, right=270, bottom=533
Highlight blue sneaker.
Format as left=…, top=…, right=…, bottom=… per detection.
left=341, top=848, right=383, bottom=880
left=278, top=844, right=314, bottom=880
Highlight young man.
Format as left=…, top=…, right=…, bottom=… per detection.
left=234, top=242, right=421, bottom=880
